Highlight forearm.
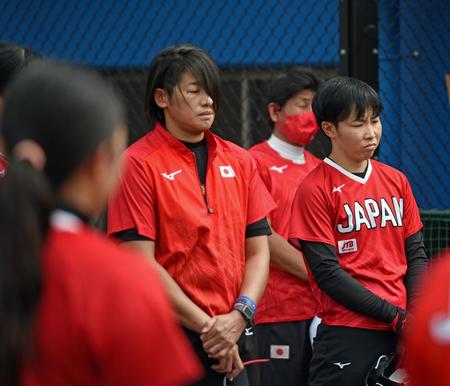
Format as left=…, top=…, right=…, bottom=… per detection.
left=154, top=264, right=211, bottom=332
left=404, top=231, right=429, bottom=306
left=123, top=240, right=210, bottom=333
left=269, top=231, right=308, bottom=281
left=239, top=235, right=270, bottom=304
left=301, top=240, right=399, bottom=324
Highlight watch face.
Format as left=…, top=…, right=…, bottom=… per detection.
left=242, top=305, right=254, bottom=320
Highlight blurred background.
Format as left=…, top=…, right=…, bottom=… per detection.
left=1, top=0, right=449, bottom=255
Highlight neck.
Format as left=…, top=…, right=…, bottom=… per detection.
left=268, top=133, right=305, bottom=164
left=168, top=128, right=205, bottom=143
left=163, top=118, right=206, bottom=143
left=329, top=151, right=368, bottom=173
left=58, top=178, right=100, bottom=219
left=272, top=127, right=295, bottom=146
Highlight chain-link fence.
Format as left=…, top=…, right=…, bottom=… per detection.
left=1, top=0, right=449, bottom=254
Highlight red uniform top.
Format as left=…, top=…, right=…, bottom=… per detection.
left=0, top=153, right=7, bottom=177
left=22, top=210, right=201, bottom=386
left=289, top=158, right=423, bottom=330
left=249, top=139, right=320, bottom=323
left=404, top=251, right=450, bottom=386
left=108, top=123, right=275, bottom=316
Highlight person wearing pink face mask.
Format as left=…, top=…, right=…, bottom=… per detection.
left=248, top=70, right=321, bottom=386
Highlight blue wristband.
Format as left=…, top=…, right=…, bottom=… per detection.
left=235, top=295, right=256, bottom=312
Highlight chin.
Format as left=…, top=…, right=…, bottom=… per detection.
left=197, top=123, right=213, bottom=132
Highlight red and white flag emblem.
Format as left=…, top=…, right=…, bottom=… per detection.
left=219, top=165, right=236, bottom=178
left=270, top=344, right=290, bottom=359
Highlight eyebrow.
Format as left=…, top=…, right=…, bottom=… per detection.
left=352, top=114, right=380, bottom=122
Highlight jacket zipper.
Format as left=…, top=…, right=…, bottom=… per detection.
left=192, top=153, right=214, bottom=214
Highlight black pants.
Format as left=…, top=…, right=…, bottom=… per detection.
left=184, top=326, right=260, bottom=386
left=309, top=324, right=397, bottom=386
left=252, top=320, right=312, bottom=386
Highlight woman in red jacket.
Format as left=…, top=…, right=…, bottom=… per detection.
left=0, top=62, right=201, bottom=386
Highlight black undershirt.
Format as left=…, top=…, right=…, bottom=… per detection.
left=113, top=138, right=271, bottom=242
left=296, top=161, right=428, bottom=324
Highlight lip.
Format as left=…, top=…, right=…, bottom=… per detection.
left=364, top=143, right=378, bottom=149
left=198, top=111, right=214, bottom=117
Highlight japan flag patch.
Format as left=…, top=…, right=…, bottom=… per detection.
left=270, top=344, right=290, bottom=359
left=219, top=165, right=236, bottom=178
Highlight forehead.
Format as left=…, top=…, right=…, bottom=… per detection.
left=286, top=89, right=315, bottom=104
left=178, top=71, right=198, bottom=86
left=345, top=106, right=377, bottom=121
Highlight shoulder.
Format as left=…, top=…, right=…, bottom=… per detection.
left=249, top=141, right=270, bottom=156
left=302, top=160, right=326, bottom=183
left=125, top=129, right=165, bottom=164
left=213, top=135, right=256, bottom=166
left=371, top=160, right=409, bottom=183
left=295, top=161, right=329, bottom=197
left=304, top=150, right=322, bottom=165
left=49, top=228, right=159, bottom=292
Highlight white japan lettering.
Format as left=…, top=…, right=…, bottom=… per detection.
left=337, top=197, right=404, bottom=234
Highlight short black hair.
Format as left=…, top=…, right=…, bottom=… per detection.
left=0, top=42, right=39, bottom=95
left=144, top=44, right=221, bottom=126
left=312, top=76, right=382, bottom=126
left=267, top=69, right=320, bottom=108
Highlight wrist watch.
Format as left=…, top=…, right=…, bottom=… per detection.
left=233, top=302, right=255, bottom=322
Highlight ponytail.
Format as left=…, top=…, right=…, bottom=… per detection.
left=0, top=161, right=54, bottom=386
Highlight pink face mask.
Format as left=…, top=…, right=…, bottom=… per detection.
left=278, top=110, right=319, bottom=146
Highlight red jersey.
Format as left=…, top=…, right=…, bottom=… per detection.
left=404, top=251, right=450, bottom=386
left=108, top=123, right=275, bottom=316
left=289, top=158, right=423, bottom=330
left=22, top=210, right=201, bottom=386
left=249, top=139, right=320, bottom=323
left=0, top=153, right=7, bottom=177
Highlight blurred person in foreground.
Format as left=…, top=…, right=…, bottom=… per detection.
left=0, top=61, right=201, bottom=386
left=404, top=250, right=450, bottom=386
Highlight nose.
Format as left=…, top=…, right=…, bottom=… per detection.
left=202, top=93, right=213, bottom=107
left=365, top=123, right=376, bottom=139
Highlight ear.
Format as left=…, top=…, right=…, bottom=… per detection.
left=154, top=88, right=169, bottom=109
left=268, top=102, right=281, bottom=124
left=321, top=121, right=337, bottom=140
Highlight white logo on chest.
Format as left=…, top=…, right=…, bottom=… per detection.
left=270, top=165, right=288, bottom=174
left=332, top=184, right=345, bottom=193
left=161, top=169, right=182, bottom=181
left=333, top=362, right=351, bottom=369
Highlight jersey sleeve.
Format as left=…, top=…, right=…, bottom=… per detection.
left=402, top=177, right=423, bottom=238
left=289, top=178, right=335, bottom=246
left=107, top=153, right=156, bottom=239
left=246, top=153, right=277, bottom=225
left=252, top=154, right=273, bottom=192
left=87, top=251, right=203, bottom=386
